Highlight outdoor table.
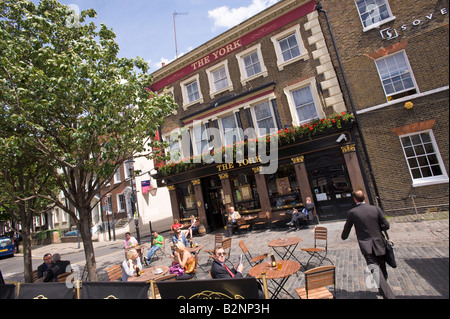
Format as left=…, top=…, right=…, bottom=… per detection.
left=127, top=265, right=169, bottom=282
left=186, top=244, right=203, bottom=255
left=267, top=237, right=303, bottom=266
left=249, top=260, right=300, bottom=299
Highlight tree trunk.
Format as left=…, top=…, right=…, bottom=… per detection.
left=78, top=210, right=98, bottom=281
left=21, top=225, right=33, bottom=283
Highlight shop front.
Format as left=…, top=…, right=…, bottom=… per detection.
left=155, top=128, right=369, bottom=232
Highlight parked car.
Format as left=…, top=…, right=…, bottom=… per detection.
left=0, top=237, right=15, bottom=258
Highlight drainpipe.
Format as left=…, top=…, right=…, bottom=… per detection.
left=316, top=3, right=384, bottom=210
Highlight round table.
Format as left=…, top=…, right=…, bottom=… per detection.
left=249, top=260, right=300, bottom=299
left=267, top=237, right=303, bottom=266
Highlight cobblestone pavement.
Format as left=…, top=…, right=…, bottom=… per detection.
left=11, top=211, right=450, bottom=299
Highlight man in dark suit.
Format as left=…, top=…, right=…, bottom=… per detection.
left=44, top=253, right=71, bottom=282
left=37, top=253, right=54, bottom=279
left=210, top=247, right=243, bottom=279
left=341, top=190, right=395, bottom=299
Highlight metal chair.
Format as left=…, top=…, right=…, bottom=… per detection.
left=301, top=226, right=333, bottom=270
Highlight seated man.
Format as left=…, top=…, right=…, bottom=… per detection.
left=287, top=197, right=314, bottom=230
left=37, top=253, right=54, bottom=280
left=210, top=247, right=243, bottom=279
left=143, top=230, right=164, bottom=266
left=44, top=253, right=71, bottom=282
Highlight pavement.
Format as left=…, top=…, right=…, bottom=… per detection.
left=7, top=211, right=449, bottom=299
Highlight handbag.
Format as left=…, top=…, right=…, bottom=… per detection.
left=383, top=231, right=397, bottom=268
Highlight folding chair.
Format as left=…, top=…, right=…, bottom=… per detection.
left=238, top=240, right=267, bottom=267
left=106, top=264, right=122, bottom=282
left=204, top=233, right=223, bottom=267
left=237, top=219, right=251, bottom=233
left=153, top=236, right=167, bottom=259
left=295, top=265, right=336, bottom=299
left=301, top=226, right=333, bottom=270
left=221, top=237, right=232, bottom=267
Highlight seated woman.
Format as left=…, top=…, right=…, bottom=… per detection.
left=171, top=219, right=182, bottom=231
left=169, top=242, right=196, bottom=280
left=122, top=249, right=143, bottom=281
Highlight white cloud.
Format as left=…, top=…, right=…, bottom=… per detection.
left=208, top=0, right=279, bottom=30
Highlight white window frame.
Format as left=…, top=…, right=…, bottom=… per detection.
left=218, top=112, right=243, bottom=147
left=113, top=168, right=121, bottom=184
left=399, top=130, right=449, bottom=187
left=190, top=121, right=210, bottom=156
left=206, top=60, right=233, bottom=99
left=117, top=194, right=126, bottom=212
left=180, top=74, right=203, bottom=110
left=283, top=77, right=325, bottom=126
left=271, top=24, right=308, bottom=71
left=375, top=50, right=419, bottom=102
left=235, top=44, right=268, bottom=85
left=245, top=95, right=277, bottom=137
left=163, top=129, right=184, bottom=162
left=354, top=0, right=396, bottom=32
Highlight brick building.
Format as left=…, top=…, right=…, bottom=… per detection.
left=150, top=0, right=372, bottom=231
left=315, top=0, right=449, bottom=214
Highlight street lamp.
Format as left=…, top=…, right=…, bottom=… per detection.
left=125, top=158, right=140, bottom=244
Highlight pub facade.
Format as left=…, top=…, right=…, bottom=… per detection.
left=150, top=0, right=371, bottom=231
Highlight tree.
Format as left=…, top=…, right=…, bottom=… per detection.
left=0, top=0, right=176, bottom=281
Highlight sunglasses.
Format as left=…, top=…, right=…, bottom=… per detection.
left=216, top=252, right=225, bottom=256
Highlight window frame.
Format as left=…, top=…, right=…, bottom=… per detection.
left=180, top=74, right=204, bottom=110
left=271, top=24, right=308, bottom=71
left=375, top=50, right=419, bottom=102
left=283, top=77, right=325, bottom=126
left=399, top=129, right=449, bottom=187
left=205, top=60, right=233, bottom=99
left=235, top=43, right=268, bottom=85
left=354, top=0, right=396, bottom=32
left=218, top=112, right=243, bottom=148
left=247, top=96, right=277, bottom=137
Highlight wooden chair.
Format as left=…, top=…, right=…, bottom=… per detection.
left=295, top=265, right=336, bottom=299
left=301, top=226, right=332, bottom=270
left=151, top=273, right=177, bottom=299
left=253, top=212, right=269, bottom=230
left=221, top=237, right=232, bottom=267
left=204, top=233, right=224, bottom=267
left=237, top=218, right=251, bottom=233
left=31, top=270, right=39, bottom=283
left=238, top=240, right=267, bottom=267
left=106, top=264, right=122, bottom=282
left=56, top=271, right=73, bottom=283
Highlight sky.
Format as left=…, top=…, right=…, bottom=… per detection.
left=36, top=0, right=280, bottom=72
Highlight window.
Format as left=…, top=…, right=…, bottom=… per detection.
left=252, top=101, right=276, bottom=136
left=186, top=81, right=200, bottom=103
left=236, top=44, right=268, bottom=85
left=180, top=74, right=203, bottom=109
left=113, top=169, right=121, bottom=184
left=192, top=123, right=209, bottom=155
left=400, top=130, right=448, bottom=187
left=165, top=133, right=182, bottom=162
left=355, top=0, right=395, bottom=31
left=206, top=61, right=233, bottom=98
left=271, top=25, right=308, bottom=70
left=220, top=113, right=242, bottom=147
left=375, top=51, right=418, bottom=101
left=118, top=194, right=126, bottom=212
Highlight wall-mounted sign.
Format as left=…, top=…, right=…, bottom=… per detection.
left=380, top=7, right=448, bottom=40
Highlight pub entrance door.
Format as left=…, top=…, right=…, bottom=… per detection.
left=307, top=151, right=354, bottom=221
left=202, top=177, right=225, bottom=232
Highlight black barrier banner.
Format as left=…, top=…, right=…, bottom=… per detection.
left=17, top=283, right=74, bottom=299
left=81, top=281, right=150, bottom=299
left=156, top=277, right=260, bottom=299
left=0, top=284, right=16, bottom=299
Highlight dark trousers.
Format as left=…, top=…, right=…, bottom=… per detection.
left=364, top=254, right=396, bottom=299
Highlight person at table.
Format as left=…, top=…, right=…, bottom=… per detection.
left=187, top=215, right=198, bottom=239
left=210, top=247, right=243, bottom=279
left=37, top=253, right=54, bottom=280
left=143, top=230, right=164, bottom=266
left=286, top=196, right=314, bottom=230
left=44, top=253, right=71, bottom=282
left=169, top=242, right=196, bottom=280
left=226, top=206, right=241, bottom=237
left=171, top=228, right=188, bottom=252
left=171, top=219, right=182, bottom=231
left=123, top=232, right=138, bottom=250
left=211, top=247, right=266, bottom=299
left=122, top=249, right=143, bottom=281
